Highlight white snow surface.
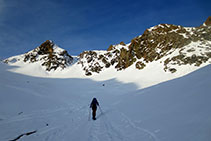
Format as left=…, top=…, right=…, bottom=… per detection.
left=5, top=57, right=205, bottom=89
left=1, top=38, right=211, bottom=140
left=5, top=40, right=211, bottom=89
left=1, top=56, right=211, bottom=141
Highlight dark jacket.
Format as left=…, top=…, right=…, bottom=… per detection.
left=90, top=98, right=99, bottom=109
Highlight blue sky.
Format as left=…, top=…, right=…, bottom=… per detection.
left=0, top=0, right=210, bottom=59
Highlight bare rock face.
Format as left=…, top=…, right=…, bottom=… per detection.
left=23, top=40, right=55, bottom=63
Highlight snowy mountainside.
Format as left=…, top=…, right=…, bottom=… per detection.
left=1, top=17, right=211, bottom=141
left=0, top=60, right=211, bottom=141
left=2, top=17, right=211, bottom=89
left=78, top=17, right=211, bottom=75
left=4, top=40, right=73, bottom=71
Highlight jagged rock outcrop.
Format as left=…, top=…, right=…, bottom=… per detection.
left=78, top=17, right=211, bottom=75
left=128, top=23, right=211, bottom=72
left=4, top=40, right=73, bottom=71
left=78, top=50, right=119, bottom=75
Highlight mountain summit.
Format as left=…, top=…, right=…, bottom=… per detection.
left=4, top=40, right=73, bottom=71
left=204, top=16, right=211, bottom=26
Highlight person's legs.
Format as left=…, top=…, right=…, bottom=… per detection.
left=92, top=107, right=97, bottom=120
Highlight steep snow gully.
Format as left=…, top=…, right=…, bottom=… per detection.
left=0, top=63, right=211, bottom=141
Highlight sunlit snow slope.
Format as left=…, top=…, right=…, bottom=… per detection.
left=0, top=61, right=211, bottom=141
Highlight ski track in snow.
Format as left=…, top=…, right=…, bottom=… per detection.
left=101, top=117, right=126, bottom=141
left=2, top=62, right=211, bottom=141
left=0, top=102, right=157, bottom=141
left=118, top=111, right=159, bottom=141
left=0, top=82, right=160, bottom=141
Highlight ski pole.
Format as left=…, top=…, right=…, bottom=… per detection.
left=88, top=107, right=91, bottom=121
left=99, top=105, right=103, bottom=114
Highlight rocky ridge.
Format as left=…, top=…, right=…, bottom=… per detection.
left=78, top=17, right=211, bottom=75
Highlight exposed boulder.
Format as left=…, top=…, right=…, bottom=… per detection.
left=135, top=61, right=146, bottom=70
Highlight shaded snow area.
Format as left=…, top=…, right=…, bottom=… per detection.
left=0, top=62, right=211, bottom=141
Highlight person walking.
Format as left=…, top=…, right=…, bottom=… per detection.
left=90, top=98, right=99, bottom=120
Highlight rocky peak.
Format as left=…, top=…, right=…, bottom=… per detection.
left=204, top=16, right=211, bottom=26
left=5, top=40, right=73, bottom=71
left=36, top=40, right=54, bottom=55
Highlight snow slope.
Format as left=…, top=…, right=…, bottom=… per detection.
left=0, top=61, right=211, bottom=141
left=5, top=53, right=210, bottom=89
left=4, top=39, right=211, bottom=89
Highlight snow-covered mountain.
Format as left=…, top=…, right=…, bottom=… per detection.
left=78, top=16, right=211, bottom=75
left=1, top=17, right=211, bottom=141
left=4, top=40, right=73, bottom=71
left=3, top=17, right=211, bottom=88
left=4, top=17, right=211, bottom=78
